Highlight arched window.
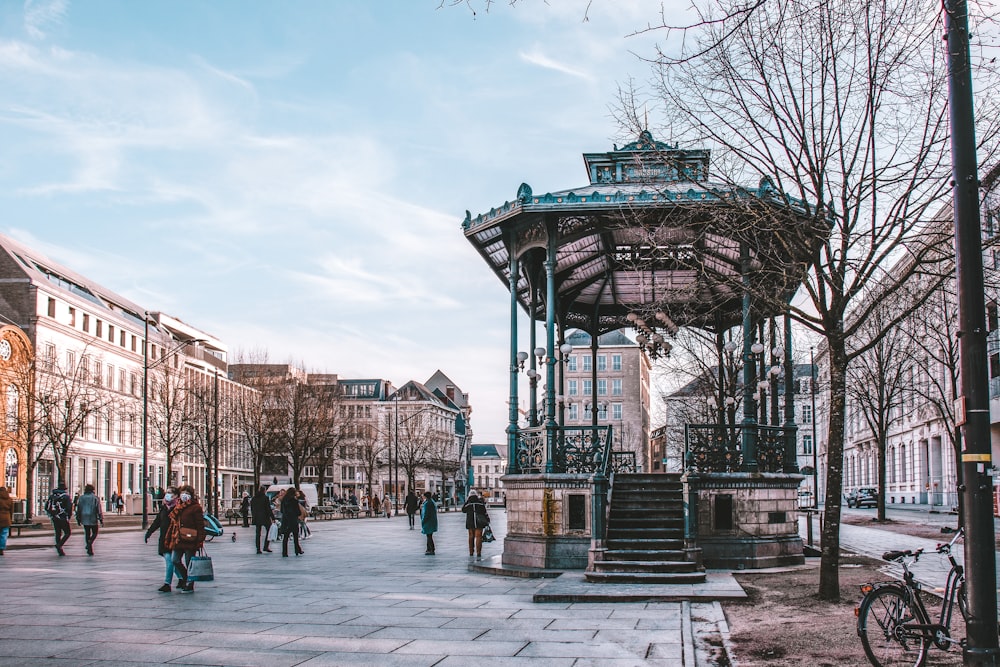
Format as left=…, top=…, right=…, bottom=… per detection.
left=5, top=384, right=17, bottom=433
left=900, top=445, right=907, bottom=483
left=4, top=447, right=17, bottom=495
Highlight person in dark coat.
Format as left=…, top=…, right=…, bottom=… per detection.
left=165, top=485, right=205, bottom=593
left=144, top=486, right=178, bottom=591
left=250, top=486, right=274, bottom=554
left=404, top=491, right=419, bottom=530
left=75, top=484, right=103, bottom=556
left=45, top=483, right=73, bottom=556
left=280, top=488, right=304, bottom=557
left=462, top=491, right=490, bottom=560
left=420, top=491, right=438, bottom=555
left=240, top=491, right=251, bottom=528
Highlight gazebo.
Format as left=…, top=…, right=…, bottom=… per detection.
left=463, top=131, right=828, bottom=572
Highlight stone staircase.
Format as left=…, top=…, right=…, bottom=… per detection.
left=586, top=473, right=705, bottom=584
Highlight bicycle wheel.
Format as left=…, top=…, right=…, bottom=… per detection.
left=858, top=587, right=929, bottom=667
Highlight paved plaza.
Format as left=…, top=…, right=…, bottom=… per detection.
left=0, top=509, right=726, bottom=666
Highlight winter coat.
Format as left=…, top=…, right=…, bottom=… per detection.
left=165, top=500, right=205, bottom=552
left=462, top=496, right=490, bottom=530
left=145, top=500, right=176, bottom=556
left=279, top=492, right=301, bottom=533
left=250, top=492, right=274, bottom=526
left=75, top=492, right=103, bottom=526
left=0, top=491, right=12, bottom=528
left=404, top=493, right=419, bottom=515
left=420, top=498, right=438, bottom=535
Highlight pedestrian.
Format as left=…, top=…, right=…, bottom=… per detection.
left=297, top=489, right=311, bottom=540
left=420, top=491, right=437, bottom=555
left=250, top=486, right=274, bottom=554
left=462, top=490, right=490, bottom=560
left=0, top=486, right=12, bottom=555
left=240, top=491, right=251, bottom=528
left=116, top=493, right=125, bottom=515
left=382, top=494, right=392, bottom=519
left=165, top=484, right=205, bottom=593
left=280, top=487, right=304, bottom=557
left=75, top=484, right=103, bottom=556
left=144, top=486, right=179, bottom=591
left=110, top=491, right=119, bottom=514
left=45, top=482, right=73, bottom=556
left=404, top=490, right=419, bottom=530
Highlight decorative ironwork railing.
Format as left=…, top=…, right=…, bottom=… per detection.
left=684, top=423, right=793, bottom=473
left=514, top=425, right=626, bottom=474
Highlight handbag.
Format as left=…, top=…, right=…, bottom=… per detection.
left=482, top=525, right=496, bottom=543
left=179, top=527, right=198, bottom=541
left=187, top=548, right=214, bottom=582
left=267, top=522, right=279, bottom=542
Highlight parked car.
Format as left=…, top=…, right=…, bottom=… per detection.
left=846, top=487, right=878, bottom=508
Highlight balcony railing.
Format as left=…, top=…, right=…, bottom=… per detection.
left=514, top=425, right=632, bottom=475
left=684, top=423, right=793, bottom=473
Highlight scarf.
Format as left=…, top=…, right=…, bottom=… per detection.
left=164, top=499, right=191, bottom=550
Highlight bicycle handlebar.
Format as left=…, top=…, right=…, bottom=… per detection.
left=883, top=549, right=922, bottom=562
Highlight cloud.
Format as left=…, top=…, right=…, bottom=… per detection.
left=23, top=0, right=68, bottom=40
left=519, top=48, right=594, bottom=81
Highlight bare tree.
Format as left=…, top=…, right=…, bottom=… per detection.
left=271, top=375, right=342, bottom=490
left=34, top=346, right=120, bottom=487
left=147, top=363, right=194, bottom=488
left=397, top=414, right=432, bottom=495
left=632, top=0, right=1000, bottom=600
left=229, top=353, right=283, bottom=492
left=183, top=371, right=223, bottom=513
left=847, top=308, right=907, bottom=522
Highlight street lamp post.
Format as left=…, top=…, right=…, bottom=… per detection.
left=810, top=346, right=818, bottom=508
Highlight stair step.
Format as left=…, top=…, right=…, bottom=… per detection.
left=607, top=538, right=685, bottom=550
left=592, top=560, right=700, bottom=574
left=602, top=549, right=689, bottom=561
left=584, top=571, right=707, bottom=585
left=607, top=516, right=685, bottom=526
left=608, top=528, right=684, bottom=538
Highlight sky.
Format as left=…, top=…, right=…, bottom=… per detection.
left=0, top=0, right=691, bottom=444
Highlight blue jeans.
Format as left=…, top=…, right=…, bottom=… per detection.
left=0, top=526, right=8, bottom=550
left=162, top=552, right=176, bottom=584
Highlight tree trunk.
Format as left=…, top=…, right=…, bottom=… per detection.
left=819, top=336, right=848, bottom=600
left=877, top=436, right=887, bottom=522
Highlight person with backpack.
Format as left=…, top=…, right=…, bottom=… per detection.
left=75, top=484, right=103, bottom=556
left=45, top=482, right=73, bottom=556
left=462, top=490, right=490, bottom=561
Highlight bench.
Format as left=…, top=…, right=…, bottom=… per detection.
left=9, top=522, right=42, bottom=537
left=339, top=505, right=360, bottom=519
left=309, top=506, right=337, bottom=520
left=223, top=509, right=244, bottom=525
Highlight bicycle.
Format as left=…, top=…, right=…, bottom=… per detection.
left=856, top=528, right=967, bottom=667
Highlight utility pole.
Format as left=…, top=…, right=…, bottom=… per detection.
left=943, top=0, right=999, bottom=663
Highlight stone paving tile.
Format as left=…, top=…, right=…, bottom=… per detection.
left=393, top=638, right=527, bottom=656
left=162, top=647, right=321, bottom=667
left=163, top=632, right=306, bottom=650
left=72, top=628, right=197, bottom=645
left=475, top=628, right=598, bottom=643
left=516, top=640, right=649, bottom=659
left=295, top=651, right=446, bottom=666
left=54, top=642, right=205, bottom=663
left=261, top=623, right=382, bottom=638
left=0, top=639, right=95, bottom=658
left=364, top=626, right=486, bottom=641
left=546, top=617, right=641, bottom=630
left=278, top=636, right=411, bottom=653
left=435, top=658, right=575, bottom=667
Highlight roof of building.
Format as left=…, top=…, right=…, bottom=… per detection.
left=462, top=131, right=828, bottom=334
left=471, top=444, right=502, bottom=458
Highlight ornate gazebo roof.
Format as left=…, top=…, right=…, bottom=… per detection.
left=463, top=131, right=828, bottom=334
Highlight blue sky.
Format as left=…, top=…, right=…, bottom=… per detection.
left=0, top=0, right=687, bottom=443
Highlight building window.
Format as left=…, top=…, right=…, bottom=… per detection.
left=597, top=403, right=608, bottom=420
left=597, top=379, right=607, bottom=396
left=583, top=380, right=592, bottom=396
left=96, top=320, right=102, bottom=338
left=612, top=354, right=622, bottom=371
left=66, top=350, right=75, bottom=371
left=567, top=356, right=577, bottom=372
left=568, top=380, right=578, bottom=396
left=800, top=377, right=812, bottom=394
left=82, top=313, right=89, bottom=332
left=44, top=343, right=55, bottom=370
left=6, top=385, right=18, bottom=433
left=597, top=354, right=607, bottom=371
left=612, top=402, right=622, bottom=420
left=47, top=298, right=56, bottom=318
left=107, top=325, right=114, bottom=343
left=802, top=434, right=813, bottom=455
left=582, top=356, right=592, bottom=372
left=569, top=403, right=579, bottom=420
left=801, top=404, right=812, bottom=425
left=68, top=307, right=76, bottom=327
left=612, top=379, right=622, bottom=396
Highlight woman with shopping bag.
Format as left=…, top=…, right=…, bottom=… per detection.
left=164, top=484, right=206, bottom=593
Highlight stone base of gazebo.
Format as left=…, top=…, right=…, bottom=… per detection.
left=685, top=472, right=805, bottom=569
left=500, top=473, right=593, bottom=570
